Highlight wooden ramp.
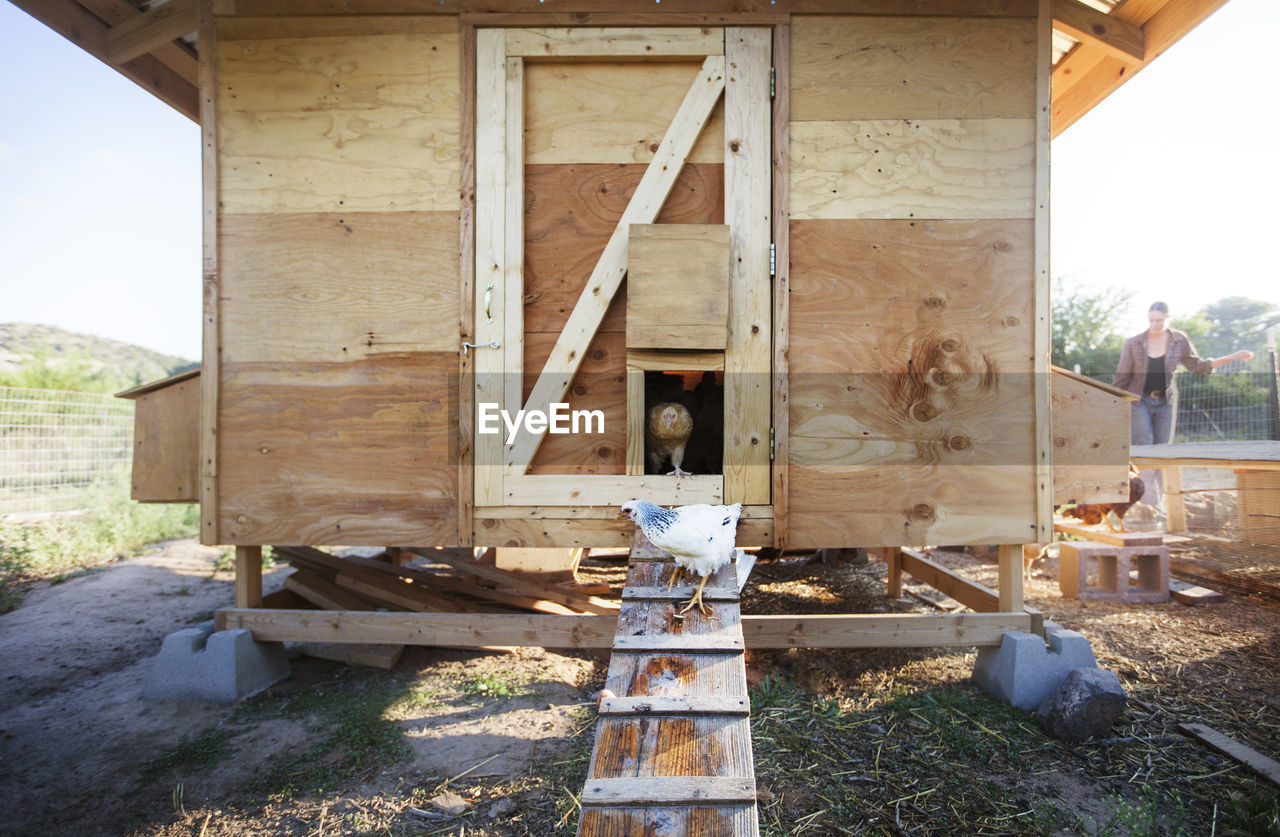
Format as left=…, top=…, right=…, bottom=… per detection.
left=577, top=537, right=759, bottom=836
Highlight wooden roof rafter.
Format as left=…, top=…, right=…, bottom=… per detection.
left=10, top=0, right=199, bottom=121
left=1050, top=0, right=1234, bottom=136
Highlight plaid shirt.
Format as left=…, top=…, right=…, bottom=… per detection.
left=1113, top=328, right=1213, bottom=399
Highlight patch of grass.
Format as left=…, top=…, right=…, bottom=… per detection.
left=237, top=665, right=413, bottom=800
left=131, top=728, right=236, bottom=794
left=1222, top=784, right=1280, bottom=837
left=751, top=675, right=1075, bottom=836
left=0, top=477, right=199, bottom=612
left=460, top=669, right=536, bottom=702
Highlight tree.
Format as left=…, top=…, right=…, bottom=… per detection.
left=1051, top=279, right=1133, bottom=381
left=1191, top=296, right=1279, bottom=359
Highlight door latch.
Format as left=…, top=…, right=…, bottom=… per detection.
left=462, top=341, right=500, bottom=355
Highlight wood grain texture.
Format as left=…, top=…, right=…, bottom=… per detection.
left=507, top=26, right=724, bottom=58
left=525, top=60, right=724, bottom=165
left=474, top=27, right=508, bottom=506
left=215, top=16, right=460, bottom=213
left=472, top=515, right=774, bottom=548
left=523, top=163, right=724, bottom=336
left=771, top=22, right=792, bottom=548
left=790, top=118, right=1036, bottom=220
left=626, top=224, right=730, bottom=349
left=217, top=355, right=458, bottom=545
left=509, top=56, right=726, bottom=472
left=219, top=211, right=460, bottom=362
left=791, top=16, right=1037, bottom=121
left=129, top=376, right=200, bottom=503
left=522, top=329, right=626, bottom=475
left=788, top=464, right=1036, bottom=548
left=200, top=0, right=221, bottom=543
left=789, top=219, right=1033, bottom=372
left=1050, top=367, right=1129, bottom=505
left=723, top=27, right=773, bottom=506
left=580, top=547, right=757, bottom=836
left=219, top=0, right=1039, bottom=14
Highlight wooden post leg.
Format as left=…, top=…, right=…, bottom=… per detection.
left=886, top=547, right=903, bottom=598
left=1165, top=466, right=1187, bottom=532
left=235, top=545, right=263, bottom=609
left=997, top=543, right=1024, bottom=613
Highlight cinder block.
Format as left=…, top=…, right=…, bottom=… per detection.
left=972, top=621, right=1098, bottom=711
left=1059, top=541, right=1169, bottom=603
left=144, top=625, right=290, bottom=703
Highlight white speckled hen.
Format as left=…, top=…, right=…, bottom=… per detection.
left=618, top=499, right=742, bottom=615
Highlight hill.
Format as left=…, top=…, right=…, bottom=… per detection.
left=0, top=323, right=196, bottom=392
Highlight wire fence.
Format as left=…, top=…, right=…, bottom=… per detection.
left=1174, top=349, right=1280, bottom=443
left=0, top=387, right=134, bottom=518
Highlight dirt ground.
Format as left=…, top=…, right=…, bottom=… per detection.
left=0, top=537, right=1277, bottom=836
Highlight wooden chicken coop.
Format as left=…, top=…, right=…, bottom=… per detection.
left=65, top=0, right=1235, bottom=638
left=45, top=0, right=1223, bottom=831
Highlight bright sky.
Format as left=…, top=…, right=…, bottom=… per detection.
left=1, top=1, right=1277, bottom=361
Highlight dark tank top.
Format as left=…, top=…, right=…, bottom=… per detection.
left=1144, top=356, right=1168, bottom=397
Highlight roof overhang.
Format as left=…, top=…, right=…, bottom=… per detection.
left=9, top=0, right=1234, bottom=133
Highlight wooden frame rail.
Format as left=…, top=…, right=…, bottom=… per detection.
left=217, top=609, right=1032, bottom=648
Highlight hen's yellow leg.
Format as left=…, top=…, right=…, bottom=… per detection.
left=666, top=565, right=684, bottom=591
left=677, top=575, right=711, bottom=616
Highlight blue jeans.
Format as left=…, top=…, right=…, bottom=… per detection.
left=1131, top=394, right=1173, bottom=502
left=1131, top=395, right=1174, bottom=445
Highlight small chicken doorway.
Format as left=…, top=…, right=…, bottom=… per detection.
left=471, top=25, right=773, bottom=513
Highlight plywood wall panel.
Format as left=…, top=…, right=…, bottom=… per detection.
left=218, top=355, right=457, bottom=545
left=524, top=61, right=724, bottom=165
left=1050, top=370, right=1130, bottom=504
left=220, top=211, right=460, bottom=362
left=131, top=379, right=200, bottom=503
left=788, top=465, right=1037, bottom=548
left=789, top=219, right=1033, bottom=373
left=523, top=163, right=724, bottom=336
left=790, top=118, right=1036, bottom=221
left=791, top=16, right=1037, bottom=121
left=522, top=330, right=627, bottom=475
left=788, top=217, right=1036, bottom=547
left=216, top=16, right=460, bottom=214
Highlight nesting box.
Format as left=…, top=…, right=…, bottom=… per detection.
left=626, top=224, right=730, bottom=350
left=116, top=369, right=200, bottom=503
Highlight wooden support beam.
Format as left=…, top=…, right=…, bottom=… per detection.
left=234, top=545, right=262, bottom=609
left=886, top=546, right=903, bottom=598
left=284, top=568, right=373, bottom=611
left=1052, top=0, right=1144, bottom=63
left=899, top=548, right=999, bottom=613
left=217, top=609, right=1030, bottom=648
left=505, top=26, right=724, bottom=58
left=1164, top=466, right=1188, bottom=532
left=723, top=27, right=773, bottom=506
left=407, top=547, right=620, bottom=614
left=997, top=543, right=1025, bottom=613
left=107, top=0, right=197, bottom=65
left=771, top=22, right=791, bottom=549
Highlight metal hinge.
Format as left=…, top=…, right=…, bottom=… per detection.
left=769, top=426, right=775, bottom=461
left=769, top=243, right=776, bottom=277
left=770, top=66, right=776, bottom=99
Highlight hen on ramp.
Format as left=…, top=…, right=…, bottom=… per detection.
left=618, top=499, right=742, bottom=615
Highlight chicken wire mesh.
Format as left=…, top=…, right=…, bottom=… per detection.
left=0, top=387, right=134, bottom=517
left=1173, top=349, right=1280, bottom=442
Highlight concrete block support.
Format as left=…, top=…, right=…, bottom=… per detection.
left=1059, top=541, right=1170, bottom=603
left=144, top=625, right=290, bottom=703
left=972, top=621, right=1098, bottom=711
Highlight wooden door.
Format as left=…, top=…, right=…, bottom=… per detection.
left=473, top=27, right=773, bottom=513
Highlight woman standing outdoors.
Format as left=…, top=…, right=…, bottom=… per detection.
left=1114, top=301, right=1254, bottom=446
